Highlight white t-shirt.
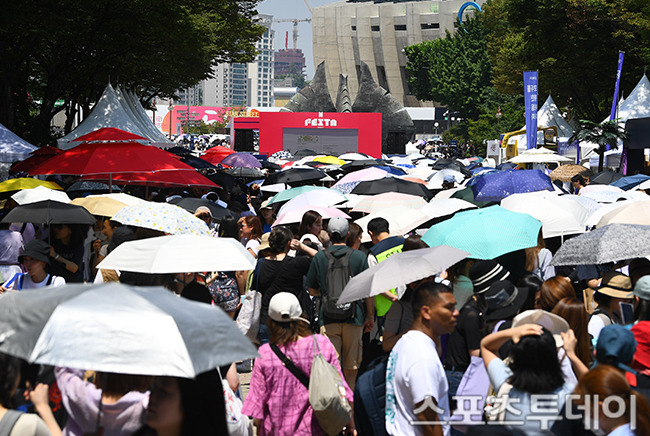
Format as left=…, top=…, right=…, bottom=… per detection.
left=385, top=330, right=450, bottom=436
left=4, top=273, right=66, bottom=290
left=245, top=239, right=261, bottom=256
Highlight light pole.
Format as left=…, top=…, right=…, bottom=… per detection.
left=167, top=101, right=174, bottom=139
left=434, top=121, right=439, bottom=136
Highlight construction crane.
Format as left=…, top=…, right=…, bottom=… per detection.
left=273, top=18, right=312, bottom=50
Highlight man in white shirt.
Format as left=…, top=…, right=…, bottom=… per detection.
left=386, top=281, right=459, bottom=436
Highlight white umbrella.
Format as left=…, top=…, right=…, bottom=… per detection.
left=420, top=198, right=477, bottom=220
left=434, top=186, right=465, bottom=199
left=11, top=186, right=71, bottom=205
left=426, top=169, right=466, bottom=189
left=272, top=205, right=350, bottom=227
left=337, top=246, right=470, bottom=304
left=351, top=192, right=427, bottom=214
left=277, top=189, right=348, bottom=216
left=97, top=235, right=256, bottom=273
left=500, top=191, right=589, bottom=238
left=354, top=206, right=430, bottom=243
left=112, top=202, right=208, bottom=235
left=0, top=283, right=258, bottom=377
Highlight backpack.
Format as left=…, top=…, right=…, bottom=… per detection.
left=353, top=355, right=388, bottom=436
left=322, top=248, right=355, bottom=321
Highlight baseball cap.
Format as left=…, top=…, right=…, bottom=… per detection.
left=443, top=174, right=456, bottom=184
left=327, top=216, right=349, bottom=237
left=268, top=292, right=309, bottom=324
left=596, top=324, right=637, bottom=374
left=633, top=275, right=650, bottom=301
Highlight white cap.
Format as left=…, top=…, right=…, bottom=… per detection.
left=512, top=309, right=569, bottom=347
left=268, top=292, right=309, bottom=324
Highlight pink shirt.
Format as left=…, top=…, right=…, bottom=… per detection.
left=242, top=334, right=353, bottom=436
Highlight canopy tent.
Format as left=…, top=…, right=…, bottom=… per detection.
left=58, top=83, right=171, bottom=149
left=117, top=87, right=172, bottom=145
left=507, top=95, right=576, bottom=151
left=612, top=74, right=650, bottom=123
left=0, top=122, right=38, bottom=164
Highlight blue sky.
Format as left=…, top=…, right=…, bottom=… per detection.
left=257, top=0, right=339, bottom=79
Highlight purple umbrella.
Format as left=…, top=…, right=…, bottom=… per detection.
left=471, top=169, right=554, bottom=202
left=221, top=152, right=261, bottom=168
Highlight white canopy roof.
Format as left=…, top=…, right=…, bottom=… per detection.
left=0, top=122, right=38, bottom=163
left=58, top=83, right=171, bottom=149
left=612, top=74, right=650, bottom=123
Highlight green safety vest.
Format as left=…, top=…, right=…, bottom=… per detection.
left=374, top=244, right=403, bottom=316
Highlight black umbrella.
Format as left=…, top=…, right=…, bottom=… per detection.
left=340, top=159, right=387, bottom=174
left=206, top=172, right=236, bottom=191
left=180, top=155, right=218, bottom=170
left=261, top=160, right=282, bottom=171
left=66, top=181, right=121, bottom=193
left=224, top=167, right=265, bottom=178
left=168, top=197, right=238, bottom=221
left=2, top=200, right=96, bottom=225
left=293, top=149, right=319, bottom=159
left=450, top=186, right=497, bottom=208
left=264, top=167, right=326, bottom=185
left=351, top=178, right=434, bottom=200
left=590, top=171, right=624, bottom=185
left=432, top=159, right=473, bottom=177
left=165, top=146, right=192, bottom=156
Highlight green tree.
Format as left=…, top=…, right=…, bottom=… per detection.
left=483, top=0, right=650, bottom=121
left=468, top=88, right=525, bottom=153
left=0, top=0, right=265, bottom=146
left=569, top=120, right=629, bottom=172
left=405, top=14, right=492, bottom=120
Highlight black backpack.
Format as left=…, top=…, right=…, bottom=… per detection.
left=322, top=248, right=355, bottom=321
left=354, top=356, right=388, bottom=436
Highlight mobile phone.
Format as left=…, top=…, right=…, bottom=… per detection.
left=619, top=302, right=635, bottom=325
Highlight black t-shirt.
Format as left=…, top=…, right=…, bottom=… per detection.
left=255, top=255, right=312, bottom=323
left=444, top=302, right=484, bottom=370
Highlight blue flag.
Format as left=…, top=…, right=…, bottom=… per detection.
left=524, top=71, right=538, bottom=150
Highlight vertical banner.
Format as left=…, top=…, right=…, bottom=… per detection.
left=609, top=51, right=625, bottom=121
left=524, top=71, right=538, bottom=149
left=609, top=51, right=625, bottom=153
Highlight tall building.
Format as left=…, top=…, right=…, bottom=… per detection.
left=274, top=49, right=306, bottom=77
left=196, top=14, right=274, bottom=108
left=312, top=0, right=485, bottom=107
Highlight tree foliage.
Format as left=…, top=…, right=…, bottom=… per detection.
left=0, top=0, right=265, bottom=146
left=405, top=15, right=492, bottom=120
left=570, top=120, right=629, bottom=171
left=483, top=0, right=650, bottom=121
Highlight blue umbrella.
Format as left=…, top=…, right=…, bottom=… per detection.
left=610, top=174, right=650, bottom=191
left=421, top=205, right=542, bottom=259
left=496, top=162, right=518, bottom=170
left=471, top=169, right=554, bottom=202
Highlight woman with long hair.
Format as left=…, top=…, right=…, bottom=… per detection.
left=242, top=292, right=354, bottom=435
left=552, top=297, right=592, bottom=368
left=524, top=231, right=554, bottom=281
left=296, top=210, right=323, bottom=250
left=49, top=223, right=88, bottom=283
left=481, top=324, right=576, bottom=435
left=536, top=276, right=576, bottom=312
left=239, top=216, right=263, bottom=258
left=133, top=369, right=228, bottom=436
left=253, top=226, right=313, bottom=344
left=571, top=365, right=650, bottom=435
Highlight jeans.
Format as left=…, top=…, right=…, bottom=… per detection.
left=446, top=369, right=466, bottom=436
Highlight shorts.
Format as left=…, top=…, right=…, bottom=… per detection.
left=320, top=322, right=363, bottom=370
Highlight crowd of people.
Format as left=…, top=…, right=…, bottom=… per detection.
left=0, top=151, right=648, bottom=436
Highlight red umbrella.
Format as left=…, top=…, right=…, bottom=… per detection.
left=29, top=146, right=63, bottom=156
left=81, top=170, right=219, bottom=188
left=201, top=145, right=235, bottom=164
left=27, top=142, right=196, bottom=176
left=73, top=127, right=149, bottom=142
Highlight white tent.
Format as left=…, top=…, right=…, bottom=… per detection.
left=507, top=94, right=575, bottom=151
left=612, top=74, right=650, bottom=123
left=123, top=90, right=171, bottom=144
left=58, top=83, right=172, bottom=149
left=0, top=122, right=38, bottom=163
